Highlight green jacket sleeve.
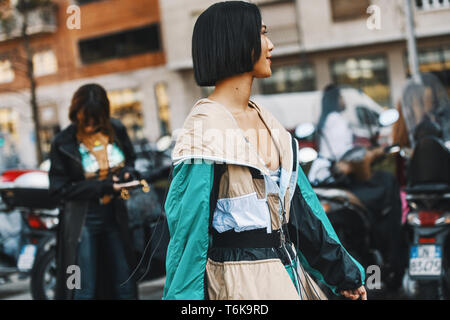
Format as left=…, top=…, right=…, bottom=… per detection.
left=162, top=161, right=214, bottom=300
left=288, top=165, right=366, bottom=295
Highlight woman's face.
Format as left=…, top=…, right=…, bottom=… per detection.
left=252, top=23, right=274, bottom=78
left=77, top=111, right=100, bottom=135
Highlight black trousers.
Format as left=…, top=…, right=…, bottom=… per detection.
left=73, top=202, right=137, bottom=300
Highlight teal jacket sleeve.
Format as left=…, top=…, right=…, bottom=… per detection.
left=288, top=165, right=366, bottom=295
left=162, top=161, right=214, bottom=300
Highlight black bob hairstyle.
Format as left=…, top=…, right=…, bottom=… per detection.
left=192, top=1, right=262, bottom=87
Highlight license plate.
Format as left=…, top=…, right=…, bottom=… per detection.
left=409, top=245, right=442, bottom=277
left=17, top=244, right=37, bottom=272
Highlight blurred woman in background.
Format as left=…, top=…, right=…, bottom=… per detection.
left=309, top=84, right=405, bottom=290
left=49, top=83, right=138, bottom=300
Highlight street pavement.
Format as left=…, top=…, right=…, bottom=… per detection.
left=0, top=275, right=406, bottom=300
left=0, top=275, right=165, bottom=300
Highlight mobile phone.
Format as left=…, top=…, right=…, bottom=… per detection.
left=114, top=180, right=141, bottom=189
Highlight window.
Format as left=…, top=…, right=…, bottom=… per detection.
left=38, top=125, right=60, bottom=160
left=415, top=0, right=450, bottom=10
left=155, top=82, right=171, bottom=136
left=107, top=88, right=145, bottom=142
left=259, top=63, right=316, bottom=94
left=0, top=59, right=14, bottom=84
left=0, top=108, right=17, bottom=137
left=33, top=49, right=58, bottom=77
left=330, top=0, right=370, bottom=22
left=0, top=108, right=19, bottom=169
left=36, top=103, right=60, bottom=160
left=406, top=45, right=450, bottom=96
left=331, top=55, right=391, bottom=108
left=78, top=24, right=161, bottom=64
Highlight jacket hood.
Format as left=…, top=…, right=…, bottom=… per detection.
left=172, top=98, right=294, bottom=177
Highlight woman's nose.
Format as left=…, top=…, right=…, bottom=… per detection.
left=268, top=38, right=274, bottom=52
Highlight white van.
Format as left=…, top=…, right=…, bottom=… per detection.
left=251, top=87, right=392, bottom=145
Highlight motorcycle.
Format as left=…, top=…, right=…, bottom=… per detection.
left=400, top=74, right=450, bottom=299
left=0, top=170, right=59, bottom=300
left=295, top=108, right=402, bottom=294
left=133, top=135, right=173, bottom=203
left=0, top=135, right=173, bottom=299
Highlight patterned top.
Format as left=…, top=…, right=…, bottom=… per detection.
left=79, top=142, right=125, bottom=179
left=77, top=131, right=126, bottom=204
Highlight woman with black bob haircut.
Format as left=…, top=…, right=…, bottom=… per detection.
left=49, top=83, right=139, bottom=299
left=163, top=1, right=367, bottom=300
left=192, top=1, right=262, bottom=86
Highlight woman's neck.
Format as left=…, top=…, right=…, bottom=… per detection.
left=208, top=73, right=253, bottom=113
left=76, top=127, right=108, bottom=143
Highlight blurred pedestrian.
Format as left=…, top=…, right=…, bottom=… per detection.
left=49, top=83, right=139, bottom=300
left=309, top=84, right=405, bottom=290
left=400, top=72, right=450, bottom=145
left=163, top=1, right=366, bottom=301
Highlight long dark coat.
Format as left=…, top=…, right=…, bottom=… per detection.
left=49, top=118, right=138, bottom=300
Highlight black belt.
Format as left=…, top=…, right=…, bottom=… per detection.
left=212, top=228, right=281, bottom=248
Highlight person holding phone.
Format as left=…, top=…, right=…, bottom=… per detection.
left=49, top=83, right=139, bottom=299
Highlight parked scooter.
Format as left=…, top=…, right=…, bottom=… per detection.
left=0, top=204, right=22, bottom=284
left=0, top=170, right=59, bottom=299
left=0, top=135, right=173, bottom=299
left=133, top=135, right=173, bottom=203
left=400, top=75, right=450, bottom=299
left=295, top=109, right=401, bottom=292
left=402, top=136, right=450, bottom=299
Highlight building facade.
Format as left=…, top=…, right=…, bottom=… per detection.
left=161, top=0, right=450, bottom=129
left=0, top=0, right=449, bottom=167
left=0, top=0, right=187, bottom=167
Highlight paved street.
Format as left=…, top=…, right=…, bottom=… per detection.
left=1, top=274, right=408, bottom=300
left=0, top=275, right=165, bottom=300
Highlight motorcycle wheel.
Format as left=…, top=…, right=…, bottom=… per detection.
left=30, top=249, right=56, bottom=300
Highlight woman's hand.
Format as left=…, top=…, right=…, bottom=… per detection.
left=112, top=175, right=122, bottom=192
left=340, top=286, right=367, bottom=300
left=119, top=167, right=139, bottom=182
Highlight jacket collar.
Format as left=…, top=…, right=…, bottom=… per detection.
left=57, top=120, right=124, bottom=165
left=172, top=98, right=294, bottom=184
left=57, top=124, right=82, bottom=165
